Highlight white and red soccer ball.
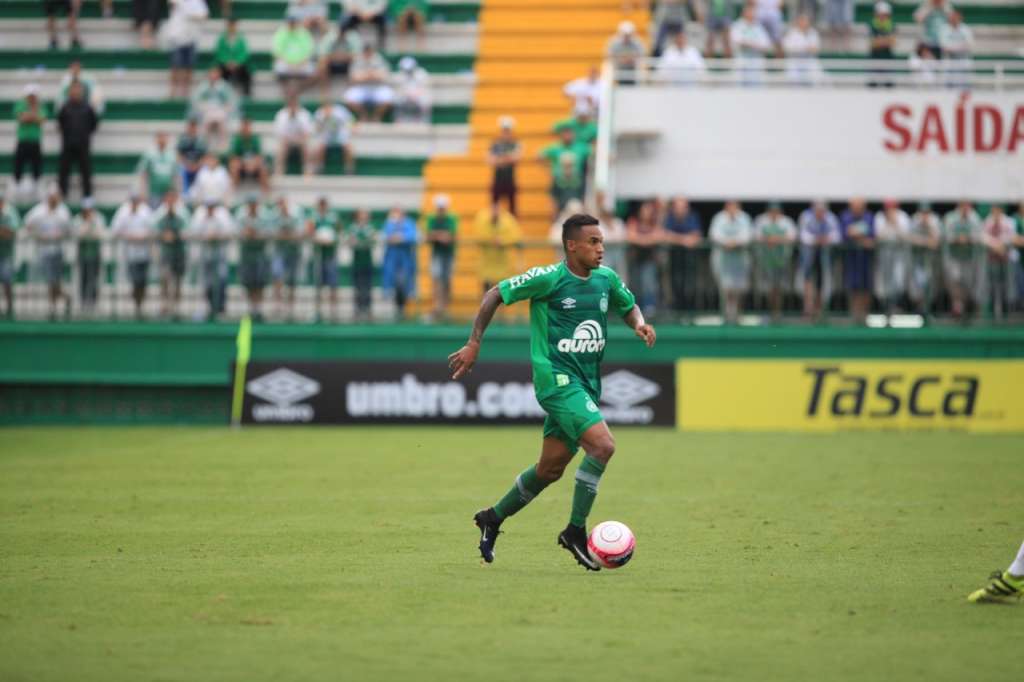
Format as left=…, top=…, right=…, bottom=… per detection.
left=587, top=521, right=635, bottom=569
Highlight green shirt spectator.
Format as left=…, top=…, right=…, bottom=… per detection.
left=216, top=28, right=250, bottom=66
left=347, top=215, right=377, bottom=270
left=137, top=136, right=179, bottom=206
left=235, top=201, right=274, bottom=265
left=424, top=210, right=458, bottom=258
left=229, top=131, right=263, bottom=158
left=273, top=17, right=315, bottom=76
left=554, top=112, right=598, bottom=146
left=74, top=207, right=107, bottom=264
left=272, top=200, right=306, bottom=264
left=152, top=200, right=191, bottom=270
left=311, top=206, right=342, bottom=261
left=914, top=0, right=951, bottom=50
left=541, top=131, right=590, bottom=179
left=14, top=96, right=46, bottom=143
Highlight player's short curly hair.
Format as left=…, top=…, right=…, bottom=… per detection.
left=561, top=213, right=599, bottom=248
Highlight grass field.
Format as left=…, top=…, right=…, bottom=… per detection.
left=1, top=427, right=1021, bottom=682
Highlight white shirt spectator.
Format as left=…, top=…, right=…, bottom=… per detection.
left=163, top=0, right=209, bottom=48
left=658, top=38, right=706, bottom=84
left=273, top=105, right=315, bottom=144
left=564, top=73, right=602, bottom=114
left=315, top=104, right=355, bottom=145
left=346, top=50, right=395, bottom=107
left=730, top=17, right=772, bottom=59
left=190, top=162, right=232, bottom=206
left=188, top=204, right=236, bottom=260
left=782, top=24, right=821, bottom=84
left=25, top=200, right=72, bottom=257
left=940, top=23, right=973, bottom=57
left=394, top=58, right=431, bottom=122
left=112, top=200, right=155, bottom=263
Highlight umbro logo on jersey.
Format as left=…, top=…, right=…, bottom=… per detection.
left=561, top=298, right=576, bottom=309
left=557, top=320, right=606, bottom=353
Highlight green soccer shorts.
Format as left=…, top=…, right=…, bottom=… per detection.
left=537, top=382, right=604, bottom=453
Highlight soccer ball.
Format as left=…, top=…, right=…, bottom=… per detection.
left=587, top=521, right=635, bottom=569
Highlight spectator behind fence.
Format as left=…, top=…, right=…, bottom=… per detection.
left=873, top=198, right=911, bottom=314
left=152, top=190, right=190, bottom=319
left=730, top=4, right=772, bottom=85
left=705, top=0, right=737, bottom=57
left=394, top=56, right=431, bottom=124
left=166, top=0, right=210, bottom=98
left=628, top=201, right=665, bottom=316
left=309, top=196, right=342, bottom=321
left=782, top=14, right=822, bottom=85
left=190, top=68, right=239, bottom=153
left=0, top=197, right=22, bottom=319
left=25, top=188, right=72, bottom=320
left=663, top=196, right=702, bottom=315
left=541, top=124, right=589, bottom=218
left=13, top=84, right=46, bottom=202
left=382, top=206, right=418, bottom=318
left=74, top=198, right=106, bottom=316
left=177, top=117, right=208, bottom=195
left=798, top=200, right=840, bottom=320
left=868, top=2, right=896, bottom=87
left=57, top=81, right=98, bottom=201
left=653, top=1, right=698, bottom=57
left=189, top=198, right=236, bottom=321
left=112, top=194, right=154, bottom=320
left=564, top=67, right=602, bottom=116
left=914, top=0, right=950, bottom=58
left=824, top=0, right=854, bottom=39
left=134, top=0, right=164, bottom=50
left=710, top=200, right=753, bottom=323
left=942, top=201, right=983, bottom=320
left=392, top=0, right=427, bottom=45
left=597, top=197, right=628, bottom=276
left=839, top=198, right=875, bottom=324
left=273, top=11, right=316, bottom=95
left=137, top=132, right=180, bottom=209
left=909, top=41, right=941, bottom=86
left=489, top=117, right=521, bottom=216
left=346, top=208, right=377, bottom=319
left=273, top=96, right=315, bottom=175
left=474, top=201, right=523, bottom=293
left=342, top=0, right=388, bottom=50
left=228, top=117, right=270, bottom=193
left=940, top=11, right=973, bottom=88
left=658, top=30, right=706, bottom=85
left=753, top=0, right=785, bottom=53
left=607, top=21, right=646, bottom=84
left=235, top=193, right=273, bottom=321
left=270, top=196, right=305, bottom=320
left=907, top=201, right=941, bottom=314
left=754, top=202, right=797, bottom=321
left=312, top=100, right=356, bottom=176
left=46, top=0, right=82, bottom=50
left=425, top=194, right=458, bottom=319
left=56, top=60, right=105, bottom=117
left=190, top=153, right=232, bottom=207
left=216, top=17, right=253, bottom=97
left=345, top=43, right=395, bottom=122
left=982, top=205, right=1017, bottom=319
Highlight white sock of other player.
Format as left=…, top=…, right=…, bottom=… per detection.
left=1008, top=539, right=1024, bottom=577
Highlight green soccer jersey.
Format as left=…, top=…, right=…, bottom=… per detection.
left=346, top=219, right=377, bottom=269
left=153, top=207, right=190, bottom=263
left=137, top=148, right=179, bottom=200
left=498, top=261, right=636, bottom=398
left=272, top=205, right=305, bottom=262
left=311, top=209, right=341, bottom=260
left=235, top=205, right=274, bottom=264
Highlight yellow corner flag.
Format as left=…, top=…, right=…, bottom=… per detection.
left=231, top=315, right=253, bottom=427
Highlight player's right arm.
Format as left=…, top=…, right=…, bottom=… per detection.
left=448, top=286, right=503, bottom=379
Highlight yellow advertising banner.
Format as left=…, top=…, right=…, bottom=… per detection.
left=676, top=360, right=1024, bottom=432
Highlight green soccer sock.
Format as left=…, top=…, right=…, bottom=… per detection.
left=569, top=455, right=606, bottom=528
left=493, top=465, right=552, bottom=520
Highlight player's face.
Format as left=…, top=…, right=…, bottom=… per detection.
left=568, top=224, right=605, bottom=270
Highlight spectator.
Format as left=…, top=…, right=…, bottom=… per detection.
left=710, top=200, right=753, bottom=323
left=216, top=17, right=253, bottom=97
left=823, top=0, right=854, bottom=39
left=151, top=190, right=191, bottom=319
left=235, top=193, right=273, bottom=321
left=488, top=117, right=521, bottom=216
left=394, top=56, right=432, bottom=124
left=663, top=196, right=702, bottom=315
left=311, top=100, right=356, bottom=175
left=914, top=0, right=950, bottom=58
left=730, top=3, right=772, bottom=85
left=907, top=201, right=941, bottom=315
left=909, top=42, right=940, bottom=86
left=188, top=198, right=236, bottom=321
left=288, top=0, right=329, bottom=28
left=942, top=201, right=983, bottom=320
left=112, top=194, right=155, bottom=320
left=273, top=11, right=316, bottom=95
left=782, top=14, right=822, bottom=85
left=555, top=104, right=598, bottom=148
left=74, top=198, right=106, bottom=316
left=316, top=21, right=363, bottom=93
left=56, top=81, right=99, bottom=201
left=177, top=117, right=208, bottom=196
left=392, top=0, right=427, bottom=45
left=270, top=196, right=306, bottom=320
left=868, top=2, right=896, bottom=87
left=0, top=197, right=22, bottom=319
left=189, top=68, right=239, bottom=153
left=308, top=196, right=342, bottom=321
left=627, top=201, right=665, bottom=316
left=25, top=187, right=72, bottom=320
left=982, top=205, right=1017, bottom=319
left=46, top=0, right=82, bottom=50
left=597, top=195, right=629, bottom=276
left=839, top=197, right=875, bottom=324
left=133, top=0, right=164, bottom=50
left=564, top=67, right=602, bottom=116
left=798, top=200, right=841, bottom=320
left=606, top=21, right=647, bottom=84
left=166, top=0, right=210, bottom=98
left=424, top=194, right=458, bottom=319
left=939, top=11, right=973, bottom=88
left=753, top=202, right=797, bottom=321
left=658, top=30, right=706, bottom=85
left=653, top=1, right=698, bottom=57
left=342, top=0, right=388, bottom=50
left=190, top=153, right=232, bottom=207
left=344, top=43, right=395, bottom=122
left=227, top=117, right=270, bottom=193
left=474, top=201, right=523, bottom=293
left=56, top=60, right=105, bottom=117
left=540, top=124, right=589, bottom=218
left=753, top=0, right=785, bottom=53
left=381, top=206, right=418, bottom=318
left=137, top=132, right=180, bottom=209
left=346, top=208, right=377, bottom=319
left=13, top=84, right=46, bottom=202
left=873, top=198, right=911, bottom=314
left=273, top=97, right=315, bottom=175
left=705, top=0, right=737, bottom=58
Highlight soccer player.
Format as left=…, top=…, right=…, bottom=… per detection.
left=968, top=539, right=1024, bottom=603
left=448, top=213, right=656, bottom=571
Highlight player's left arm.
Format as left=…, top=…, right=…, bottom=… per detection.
left=623, top=305, right=656, bottom=348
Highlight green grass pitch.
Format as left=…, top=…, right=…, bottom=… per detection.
left=1, top=427, right=1021, bottom=682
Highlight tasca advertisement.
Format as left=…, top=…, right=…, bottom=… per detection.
left=677, top=360, right=1024, bottom=432
left=239, top=361, right=675, bottom=426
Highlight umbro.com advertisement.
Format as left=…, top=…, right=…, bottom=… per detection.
left=238, top=362, right=676, bottom=426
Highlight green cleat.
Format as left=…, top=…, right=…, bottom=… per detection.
left=967, top=571, right=1023, bottom=604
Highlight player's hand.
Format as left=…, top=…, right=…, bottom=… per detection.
left=448, top=341, right=480, bottom=380
left=635, top=324, right=656, bottom=348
